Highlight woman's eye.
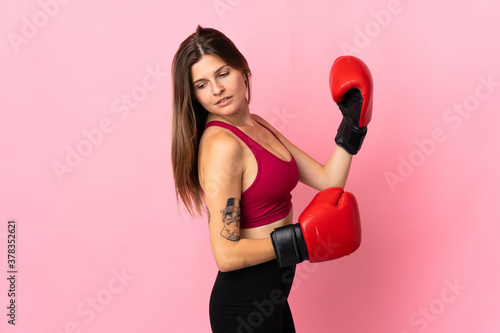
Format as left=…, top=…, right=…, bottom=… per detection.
left=219, top=72, right=229, bottom=78
left=197, top=83, right=207, bottom=89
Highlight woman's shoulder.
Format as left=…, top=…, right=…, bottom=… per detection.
left=198, top=125, right=244, bottom=178
left=199, top=124, right=242, bottom=158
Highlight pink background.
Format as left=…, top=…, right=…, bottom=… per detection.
left=1, top=0, right=499, bottom=332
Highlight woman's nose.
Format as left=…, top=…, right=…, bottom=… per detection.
left=212, top=81, right=224, bottom=95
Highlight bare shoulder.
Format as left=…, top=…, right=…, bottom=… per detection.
left=199, top=126, right=243, bottom=162
left=198, top=126, right=245, bottom=193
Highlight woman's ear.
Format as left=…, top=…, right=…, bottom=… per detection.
left=243, top=72, right=248, bottom=87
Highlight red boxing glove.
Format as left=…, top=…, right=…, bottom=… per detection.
left=329, top=56, right=373, bottom=155
left=270, top=188, right=361, bottom=267
left=299, top=187, right=361, bottom=263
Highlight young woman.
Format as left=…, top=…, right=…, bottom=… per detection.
left=171, top=25, right=372, bottom=332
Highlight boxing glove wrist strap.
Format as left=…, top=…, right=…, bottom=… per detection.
left=270, top=224, right=309, bottom=268
left=335, top=116, right=367, bottom=155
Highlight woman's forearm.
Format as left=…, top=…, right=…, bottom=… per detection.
left=215, top=238, right=276, bottom=272
left=322, top=144, right=353, bottom=189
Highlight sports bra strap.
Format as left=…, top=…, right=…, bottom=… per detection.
left=254, top=120, right=279, bottom=140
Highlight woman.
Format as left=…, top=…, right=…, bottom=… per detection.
left=171, top=25, right=370, bottom=332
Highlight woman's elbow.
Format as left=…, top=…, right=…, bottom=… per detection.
left=214, top=253, right=239, bottom=273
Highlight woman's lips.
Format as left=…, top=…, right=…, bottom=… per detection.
left=216, top=96, right=233, bottom=106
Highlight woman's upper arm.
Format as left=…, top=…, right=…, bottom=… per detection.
left=199, top=131, right=245, bottom=270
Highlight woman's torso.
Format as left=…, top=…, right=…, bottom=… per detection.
left=201, top=114, right=296, bottom=239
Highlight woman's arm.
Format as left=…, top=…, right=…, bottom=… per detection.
left=252, top=114, right=353, bottom=191
left=199, top=130, right=275, bottom=272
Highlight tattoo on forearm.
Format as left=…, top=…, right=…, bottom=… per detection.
left=220, top=198, right=241, bottom=242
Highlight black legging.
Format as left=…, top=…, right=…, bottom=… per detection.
left=209, top=260, right=296, bottom=333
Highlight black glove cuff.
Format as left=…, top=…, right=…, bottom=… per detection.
left=270, top=224, right=306, bottom=268
left=335, top=116, right=367, bottom=155
left=293, top=224, right=309, bottom=261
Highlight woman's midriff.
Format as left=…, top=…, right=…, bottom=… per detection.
left=239, top=208, right=293, bottom=239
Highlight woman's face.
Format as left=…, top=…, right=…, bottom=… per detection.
left=191, top=54, right=248, bottom=116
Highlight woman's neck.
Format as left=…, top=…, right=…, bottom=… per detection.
left=207, top=106, right=254, bottom=128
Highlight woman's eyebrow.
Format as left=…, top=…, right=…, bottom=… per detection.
left=192, top=65, right=229, bottom=86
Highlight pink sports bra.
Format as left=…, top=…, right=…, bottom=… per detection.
left=204, top=120, right=299, bottom=229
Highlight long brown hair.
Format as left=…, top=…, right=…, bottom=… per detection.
left=171, top=25, right=252, bottom=216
